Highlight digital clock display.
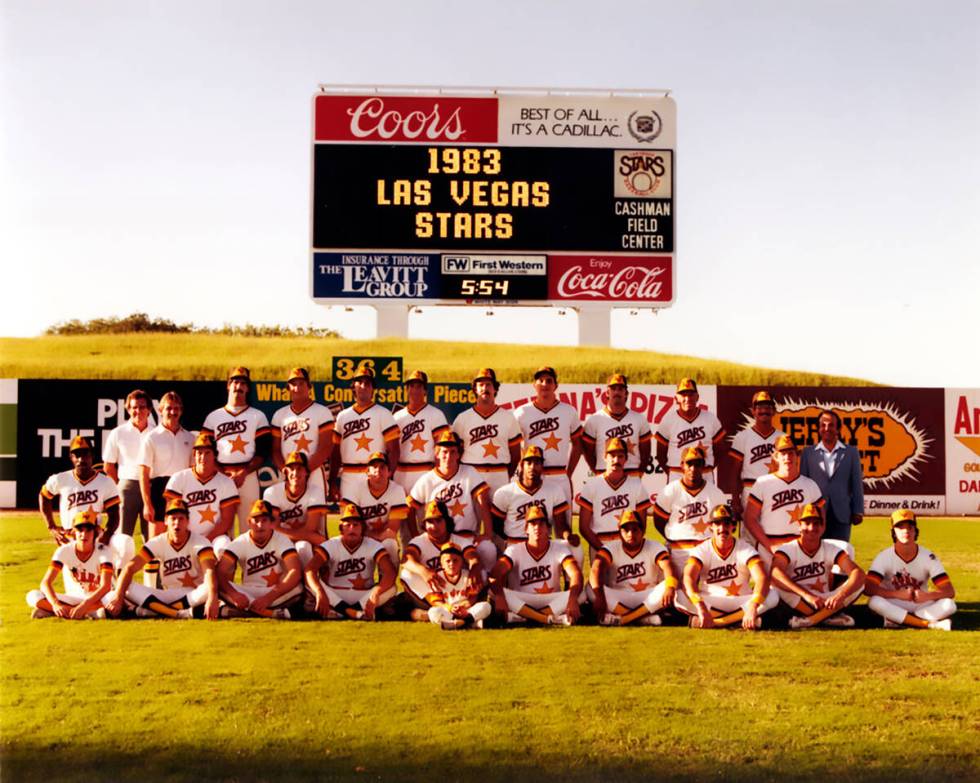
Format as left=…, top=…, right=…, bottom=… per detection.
left=441, top=275, right=549, bottom=300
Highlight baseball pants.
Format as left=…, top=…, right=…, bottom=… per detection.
left=868, top=596, right=957, bottom=626
left=124, top=582, right=211, bottom=616
left=118, top=479, right=147, bottom=538
left=317, top=583, right=397, bottom=618
left=674, top=590, right=778, bottom=617
left=26, top=589, right=109, bottom=617
left=502, top=587, right=585, bottom=623
left=428, top=601, right=491, bottom=626
left=587, top=581, right=669, bottom=617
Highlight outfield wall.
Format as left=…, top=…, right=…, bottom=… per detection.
left=3, top=379, right=979, bottom=515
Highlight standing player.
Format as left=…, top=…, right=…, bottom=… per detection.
left=26, top=511, right=113, bottom=619
left=582, top=373, right=652, bottom=478
left=424, top=542, right=492, bottom=630
left=453, top=368, right=522, bottom=495
left=654, top=378, right=727, bottom=482
left=217, top=499, right=303, bottom=618
left=103, top=389, right=154, bottom=539
left=514, top=366, right=582, bottom=506
left=392, top=369, right=450, bottom=497
left=724, top=390, right=785, bottom=520
left=770, top=503, right=865, bottom=629
left=106, top=499, right=220, bottom=620
left=329, top=365, right=400, bottom=503
left=164, top=432, right=238, bottom=551
left=262, top=450, right=328, bottom=545
left=676, top=505, right=776, bottom=629
left=489, top=506, right=584, bottom=625
left=743, top=435, right=824, bottom=565
left=588, top=510, right=676, bottom=626
left=652, top=445, right=730, bottom=578
left=271, top=367, right=334, bottom=494
left=865, top=510, right=956, bottom=630
left=491, top=445, right=573, bottom=548
left=202, top=367, right=271, bottom=538
left=138, top=391, right=196, bottom=531
left=342, top=451, right=408, bottom=567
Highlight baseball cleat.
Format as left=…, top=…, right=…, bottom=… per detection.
left=135, top=607, right=155, bottom=618
left=506, top=611, right=527, bottom=624
left=688, top=615, right=702, bottom=628
left=93, top=608, right=108, bottom=620
left=30, top=607, right=54, bottom=619
left=883, top=619, right=901, bottom=629
left=600, top=613, right=622, bottom=626
left=928, top=619, right=952, bottom=631
left=547, top=613, right=573, bottom=626
left=175, top=608, right=193, bottom=620
left=822, top=613, right=855, bottom=628
left=637, top=614, right=662, bottom=626
left=273, top=608, right=292, bottom=620
left=440, top=620, right=463, bottom=631
left=788, top=616, right=813, bottom=629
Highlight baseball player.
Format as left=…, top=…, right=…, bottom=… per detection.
left=588, top=510, right=676, bottom=626
left=26, top=511, right=113, bottom=619
left=407, top=430, right=497, bottom=572
left=271, top=367, right=334, bottom=494
left=303, top=504, right=397, bottom=620
left=138, top=390, right=196, bottom=533
left=654, top=378, right=726, bottom=482
left=724, top=390, right=785, bottom=520
left=103, top=389, right=154, bottom=538
left=865, top=510, right=956, bottom=630
left=328, top=365, right=400, bottom=503
left=743, top=435, right=824, bottom=565
left=201, top=367, right=271, bottom=538
left=488, top=505, right=584, bottom=625
left=676, top=505, right=776, bottom=629
left=400, top=499, right=484, bottom=615
left=424, top=542, right=493, bottom=630
left=106, top=499, right=220, bottom=620
left=514, top=366, right=582, bottom=506
left=217, top=499, right=303, bottom=619
left=652, top=445, right=730, bottom=578
left=577, top=437, right=652, bottom=556
left=262, top=450, right=328, bottom=547
left=581, top=373, right=652, bottom=478
left=491, top=444, right=574, bottom=550
left=770, top=503, right=865, bottom=629
left=342, top=450, right=408, bottom=567
left=164, top=432, right=238, bottom=552
left=452, top=368, right=522, bottom=495
left=392, top=369, right=450, bottom=496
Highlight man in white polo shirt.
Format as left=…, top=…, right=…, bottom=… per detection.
left=103, top=389, right=155, bottom=539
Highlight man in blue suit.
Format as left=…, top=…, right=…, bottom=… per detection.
left=800, top=410, right=864, bottom=542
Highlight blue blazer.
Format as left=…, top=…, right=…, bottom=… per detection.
left=800, top=443, right=864, bottom=523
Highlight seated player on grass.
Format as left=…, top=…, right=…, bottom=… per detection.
left=865, top=509, right=956, bottom=631
left=105, top=499, right=219, bottom=620
left=676, top=504, right=776, bottom=630
left=769, top=503, right=865, bottom=629
left=588, top=509, right=677, bottom=626
left=488, top=505, right=584, bottom=626
left=424, top=541, right=492, bottom=630
left=217, top=499, right=303, bottom=619
left=303, top=503, right=397, bottom=620
left=400, top=499, right=485, bottom=621
left=27, top=510, right=113, bottom=619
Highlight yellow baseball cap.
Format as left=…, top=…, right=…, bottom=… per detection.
left=340, top=503, right=364, bottom=522
left=367, top=451, right=388, bottom=465
left=72, top=510, right=100, bottom=528
left=439, top=541, right=464, bottom=558
left=352, top=364, right=375, bottom=381
left=891, top=509, right=917, bottom=526
left=751, top=390, right=775, bottom=406
left=774, top=435, right=798, bottom=452
left=618, top=509, right=642, bottom=529
left=404, top=369, right=428, bottom=386
left=676, top=377, right=698, bottom=394
left=284, top=451, right=309, bottom=469
left=607, top=373, right=628, bottom=387
left=800, top=503, right=823, bottom=521
left=605, top=437, right=628, bottom=454
left=709, top=504, right=732, bottom=522
left=69, top=435, right=93, bottom=453
left=682, top=445, right=706, bottom=464
left=165, top=498, right=190, bottom=516
left=534, top=366, right=558, bottom=381
left=424, top=500, right=448, bottom=521
left=435, top=431, right=460, bottom=449
left=193, top=432, right=217, bottom=451
left=287, top=367, right=310, bottom=383
left=521, top=445, right=544, bottom=462
left=524, top=505, right=550, bottom=525
left=248, top=499, right=274, bottom=518
left=227, top=366, right=251, bottom=382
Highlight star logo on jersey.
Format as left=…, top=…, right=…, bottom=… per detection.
left=630, top=578, right=651, bottom=592
left=481, top=440, right=500, bottom=459
left=724, top=580, right=741, bottom=596
left=262, top=569, right=281, bottom=587
left=294, top=433, right=312, bottom=452
left=533, top=583, right=553, bottom=594
left=349, top=573, right=372, bottom=590
left=198, top=506, right=217, bottom=526
left=179, top=571, right=198, bottom=589
left=811, top=577, right=826, bottom=593
left=542, top=432, right=562, bottom=452
left=691, top=517, right=710, bottom=535
left=410, top=434, right=427, bottom=453
left=787, top=504, right=805, bottom=526
left=354, top=433, right=373, bottom=452
left=448, top=500, right=467, bottom=517
left=229, top=435, right=248, bottom=454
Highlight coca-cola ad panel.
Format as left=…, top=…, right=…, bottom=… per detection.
left=548, top=255, right=673, bottom=304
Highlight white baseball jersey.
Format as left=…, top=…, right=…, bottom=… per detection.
left=453, top=406, right=522, bottom=470
left=141, top=532, right=215, bottom=590
left=748, top=473, right=824, bottom=541
left=333, top=403, right=399, bottom=469
left=576, top=474, right=651, bottom=536
left=271, top=400, right=334, bottom=462
left=492, top=480, right=570, bottom=539
left=165, top=468, right=239, bottom=538
left=595, top=539, right=669, bottom=590
left=405, top=532, right=476, bottom=572
left=102, top=420, right=153, bottom=481
left=50, top=543, right=113, bottom=597
left=502, top=540, right=576, bottom=593
left=408, top=465, right=488, bottom=535
left=867, top=545, right=950, bottom=592
left=202, top=406, right=271, bottom=466
left=654, top=479, right=729, bottom=545
left=343, top=478, right=408, bottom=539
left=514, top=400, right=582, bottom=472
left=729, top=426, right=785, bottom=491
left=222, top=530, right=297, bottom=591
left=263, top=480, right=328, bottom=537
left=41, top=470, right=120, bottom=529
left=775, top=539, right=847, bottom=594
left=654, top=408, right=726, bottom=470
left=689, top=539, right=762, bottom=598
left=431, top=568, right=480, bottom=610
left=393, top=403, right=450, bottom=469
left=138, top=424, right=196, bottom=478
left=317, top=536, right=388, bottom=589
left=582, top=407, right=652, bottom=474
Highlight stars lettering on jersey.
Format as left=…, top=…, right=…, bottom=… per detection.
left=229, top=435, right=248, bottom=455
left=349, top=573, right=372, bottom=590
left=294, top=433, right=312, bottom=452
left=630, top=578, right=651, bottom=592
left=198, top=506, right=217, bottom=526
left=542, top=432, right=562, bottom=452
left=179, top=571, right=198, bottom=589
left=410, top=434, right=428, bottom=453
left=262, top=569, right=281, bottom=588
left=787, top=504, right=805, bottom=526
left=481, top=440, right=501, bottom=459
left=354, top=433, right=373, bottom=452
left=448, top=500, right=468, bottom=518
left=724, top=580, right=742, bottom=596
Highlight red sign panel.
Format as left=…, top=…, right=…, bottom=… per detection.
left=547, top=255, right=672, bottom=303
left=315, top=95, right=499, bottom=143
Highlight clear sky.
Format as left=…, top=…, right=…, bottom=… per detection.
left=2, top=1, right=977, bottom=386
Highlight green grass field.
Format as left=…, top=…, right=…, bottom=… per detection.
left=2, top=512, right=978, bottom=782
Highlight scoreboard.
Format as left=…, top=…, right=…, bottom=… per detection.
left=311, top=89, right=676, bottom=307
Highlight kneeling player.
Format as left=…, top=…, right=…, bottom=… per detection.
left=27, top=511, right=113, bottom=619
left=217, top=500, right=303, bottom=618
left=488, top=505, right=584, bottom=626
left=676, top=505, right=776, bottom=629
left=866, top=509, right=956, bottom=630
left=106, top=499, right=219, bottom=619
left=304, top=504, right=397, bottom=620
left=425, top=542, right=492, bottom=630
left=770, top=503, right=864, bottom=629
left=588, top=510, right=677, bottom=626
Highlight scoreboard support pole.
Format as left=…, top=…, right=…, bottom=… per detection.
left=375, top=305, right=410, bottom=339
left=576, top=307, right=612, bottom=347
